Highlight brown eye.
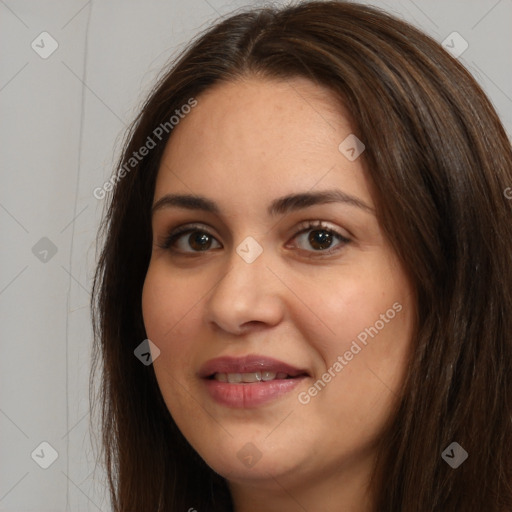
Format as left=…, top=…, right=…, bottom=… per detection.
left=291, top=221, right=350, bottom=255
left=188, top=232, right=214, bottom=251
left=159, top=226, right=222, bottom=253
left=307, top=229, right=334, bottom=250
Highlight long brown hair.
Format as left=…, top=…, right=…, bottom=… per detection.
left=90, top=1, right=512, bottom=510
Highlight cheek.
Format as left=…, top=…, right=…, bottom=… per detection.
left=293, top=257, right=414, bottom=400
left=142, top=263, right=210, bottom=374
left=142, top=266, right=189, bottom=388
left=141, top=268, right=167, bottom=341
left=142, top=263, right=195, bottom=343
left=141, top=266, right=198, bottom=412
left=295, top=269, right=402, bottom=350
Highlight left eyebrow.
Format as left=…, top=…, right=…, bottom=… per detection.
left=151, top=189, right=374, bottom=217
left=267, top=189, right=374, bottom=216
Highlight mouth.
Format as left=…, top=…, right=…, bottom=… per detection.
left=199, top=355, right=310, bottom=408
left=199, top=354, right=310, bottom=381
left=208, top=370, right=307, bottom=383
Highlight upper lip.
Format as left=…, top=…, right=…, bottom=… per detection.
left=198, top=355, right=309, bottom=379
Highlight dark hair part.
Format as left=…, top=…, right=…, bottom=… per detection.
left=90, top=1, right=512, bottom=510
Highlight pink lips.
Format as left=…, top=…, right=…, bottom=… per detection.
left=199, top=355, right=309, bottom=408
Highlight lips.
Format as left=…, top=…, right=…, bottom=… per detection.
left=213, top=370, right=290, bottom=383
left=199, top=355, right=309, bottom=380
left=199, top=355, right=310, bottom=408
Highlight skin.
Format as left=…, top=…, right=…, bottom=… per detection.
left=142, top=76, right=416, bottom=512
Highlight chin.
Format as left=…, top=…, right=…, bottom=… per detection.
left=195, top=435, right=306, bottom=484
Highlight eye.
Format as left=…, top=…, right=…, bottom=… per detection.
left=289, top=221, right=350, bottom=255
left=157, top=224, right=221, bottom=253
left=157, top=220, right=350, bottom=256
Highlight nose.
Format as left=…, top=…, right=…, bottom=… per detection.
left=203, top=243, right=285, bottom=335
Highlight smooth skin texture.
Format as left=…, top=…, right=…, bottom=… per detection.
left=142, top=76, right=416, bottom=512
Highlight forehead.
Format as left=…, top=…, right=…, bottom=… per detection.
left=154, top=76, right=372, bottom=211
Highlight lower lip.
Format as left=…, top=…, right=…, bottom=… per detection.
left=203, top=377, right=306, bottom=408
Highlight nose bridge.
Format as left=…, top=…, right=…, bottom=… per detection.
left=218, top=240, right=272, bottom=301
left=218, top=231, right=269, bottom=289
left=204, top=238, right=284, bottom=332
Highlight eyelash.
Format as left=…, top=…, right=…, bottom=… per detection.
left=157, top=220, right=351, bottom=257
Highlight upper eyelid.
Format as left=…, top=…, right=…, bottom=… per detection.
left=169, top=222, right=222, bottom=241
left=160, top=220, right=350, bottom=250
left=165, top=220, right=346, bottom=238
left=291, top=222, right=351, bottom=245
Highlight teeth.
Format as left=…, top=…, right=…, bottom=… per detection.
left=241, top=372, right=262, bottom=383
left=213, top=371, right=290, bottom=383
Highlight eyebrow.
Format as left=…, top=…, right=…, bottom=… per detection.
left=151, top=189, right=374, bottom=217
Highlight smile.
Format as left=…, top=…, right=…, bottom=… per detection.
left=199, top=355, right=310, bottom=408
left=212, top=371, right=293, bottom=382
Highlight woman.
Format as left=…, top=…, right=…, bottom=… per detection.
left=90, top=1, right=512, bottom=510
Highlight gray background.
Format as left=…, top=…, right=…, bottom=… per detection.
left=1, top=0, right=511, bottom=510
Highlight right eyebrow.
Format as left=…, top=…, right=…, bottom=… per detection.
left=151, top=194, right=220, bottom=216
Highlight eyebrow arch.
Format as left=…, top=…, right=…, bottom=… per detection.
left=151, top=189, right=374, bottom=217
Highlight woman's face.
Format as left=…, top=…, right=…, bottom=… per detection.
left=142, top=77, right=415, bottom=495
